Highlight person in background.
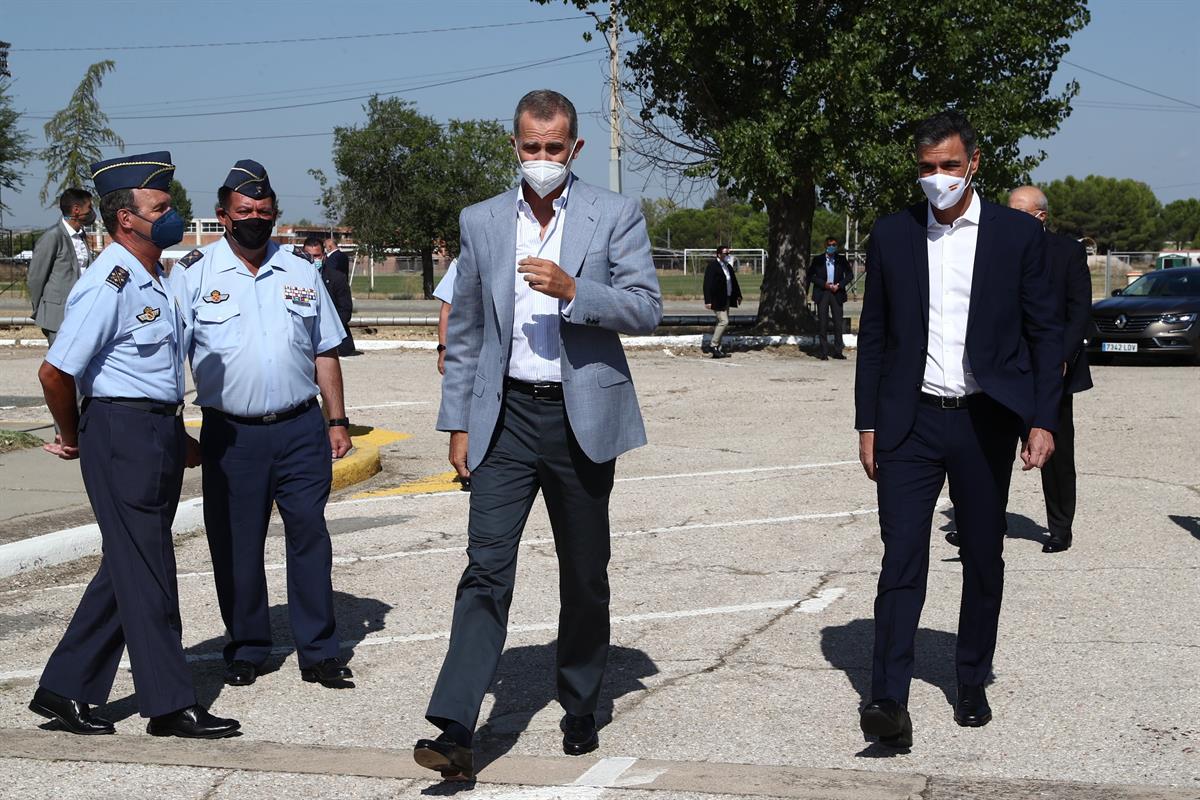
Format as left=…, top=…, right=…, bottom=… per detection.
left=432, top=257, right=458, bottom=375
left=702, top=244, right=742, bottom=359
left=304, top=235, right=356, bottom=357
left=1009, top=185, right=1093, bottom=554
left=806, top=237, right=852, bottom=360
left=28, top=188, right=95, bottom=345
left=322, top=236, right=358, bottom=355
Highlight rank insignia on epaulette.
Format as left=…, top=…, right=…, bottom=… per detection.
left=136, top=306, right=161, bottom=323
left=292, top=247, right=313, bottom=263
left=105, top=266, right=130, bottom=290
left=203, top=290, right=230, bottom=304
left=178, top=249, right=204, bottom=269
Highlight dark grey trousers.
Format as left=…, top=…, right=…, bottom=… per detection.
left=426, top=389, right=616, bottom=732
left=1041, top=394, right=1076, bottom=541
left=816, top=292, right=844, bottom=356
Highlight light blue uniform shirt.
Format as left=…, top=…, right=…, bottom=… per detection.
left=175, top=237, right=345, bottom=417
left=432, top=258, right=457, bottom=304
left=47, top=242, right=186, bottom=402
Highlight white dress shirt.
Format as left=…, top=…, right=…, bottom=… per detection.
left=62, top=218, right=91, bottom=273
left=721, top=260, right=733, bottom=296
left=923, top=191, right=981, bottom=397
left=826, top=254, right=836, bottom=285
left=508, top=176, right=573, bottom=383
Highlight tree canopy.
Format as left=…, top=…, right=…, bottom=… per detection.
left=1042, top=175, right=1163, bottom=252
left=330, top=97, right=513, bottom=297
left=40, top=60, right=124, bottom=206
left=168, top=180, right=193, bottom=225
left=1160, top=198, right=1200, bottom=248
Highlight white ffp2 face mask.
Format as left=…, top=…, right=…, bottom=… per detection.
left=516, top=141, right=578, bottom=198
left=918, top=162, right=974, bottom=210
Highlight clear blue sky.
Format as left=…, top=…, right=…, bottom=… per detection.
left=1, top=0, right=1197, bottom=229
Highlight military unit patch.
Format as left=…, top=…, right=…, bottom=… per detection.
left=283, top=285, right=317, bottom=304
left=136, top=306, right=161, bottom=323
left=203, top=290, right=230, bottom=304
left=177, top=249, right=204, bottom=269
left=105, top=266, right=130, bottom=290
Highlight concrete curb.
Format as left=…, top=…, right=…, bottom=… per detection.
left=0, top=727, right=1193, bottom=799
left=0, top=427, right=407, bottom=580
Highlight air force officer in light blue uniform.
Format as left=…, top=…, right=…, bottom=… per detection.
left=174, top=160, right=353, bottom=691
left=31, top=152, right=240, bottom=741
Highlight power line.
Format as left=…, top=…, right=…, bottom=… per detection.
left=25, top=48, right=607, bottom=121
left=103, top=110, right=607, bottom=149
left=1064, top=59, right=1200, bottom=111
left=10, top=16, right=597, bottom=53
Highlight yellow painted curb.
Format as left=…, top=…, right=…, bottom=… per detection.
left=352, top=470, right=462, bottom=499
left=179, top=419, right=409, bottom=493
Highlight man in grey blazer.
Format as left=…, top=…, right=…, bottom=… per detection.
left=27, top=188, right=95, bottom=345
left=413, top=89, right=662, bottom=782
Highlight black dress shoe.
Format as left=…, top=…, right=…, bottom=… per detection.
left=831, top=352, right=847, bottom=360
left=147, top=705, right=240, bottom=739
left=1043, top=536, right=1072, bottom=553
left=414, top=734, right=474, bottom=780
left=561, top=713, right=599, bottom=756
left=945, top=530, right=961, bottom=548
left=817, top=353, right=829, bottom=361
left=300, top=658, right=354, bottom=686
left=224, top=660, right=257, bottom=686
left=29, top=687, right=114, bottom=735
left=954, top=683, right=992, bottom=727
left=859, top=699, right=912, bottom=749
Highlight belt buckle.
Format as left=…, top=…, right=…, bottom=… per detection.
left=262, top=412, right=278, bottom=423
left=941, top=395, right=962, bottom=409
left=173, top=404, right=184, bottom=417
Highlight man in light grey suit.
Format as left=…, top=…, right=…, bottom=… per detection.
left=27, top=188, right=95, bottom=345
left=413, top=90, right=662, bottom=782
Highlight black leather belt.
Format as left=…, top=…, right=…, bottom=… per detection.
left=209, top=397, right=317, bottom=425
left=85, top=397, right=184, bottom=416
left=505, top=379, right=563, bottom=401
left=920, top=392, right=980, bottom=410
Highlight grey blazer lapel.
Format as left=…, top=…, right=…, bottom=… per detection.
left=485, top=194, right=517, bottom=347
left=560, top=178, right=599, bottom=277
left=59, top=225, right=81, bottom=278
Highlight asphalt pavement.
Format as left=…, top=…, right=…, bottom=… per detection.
left=0, top=344, right=1196, bottom=799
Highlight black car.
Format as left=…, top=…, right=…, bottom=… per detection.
left=1086, top=266, right=1200, bottom=364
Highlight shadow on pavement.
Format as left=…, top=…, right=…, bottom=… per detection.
left=99, top=589, right=391, bottom=722
left=1168, top=514, right=1200, bottom=541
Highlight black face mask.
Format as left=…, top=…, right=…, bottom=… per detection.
left=228, top=216, right=274, bottom=250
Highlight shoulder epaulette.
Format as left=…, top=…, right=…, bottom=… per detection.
left=104, top=266, right=130, bottom=291
left=292, top=248, right=314, bottom=264
left=177, top=249, right=204, bottom=269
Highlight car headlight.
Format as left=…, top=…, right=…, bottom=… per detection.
left=1160, top=312, right=1197, bottom=324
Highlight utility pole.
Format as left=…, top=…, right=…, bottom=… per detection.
left=606, top=3, right=622, bottom=195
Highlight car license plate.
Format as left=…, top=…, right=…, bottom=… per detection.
left=1101, top=342, right=1138, bottom=353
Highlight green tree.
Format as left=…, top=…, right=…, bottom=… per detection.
left=168, top=179, right=193, bottom=226
left=0, top=79, right=34, bottom=221
left=307, top=167, right=344, bottom=231
left=331, top=97, right=513, bottom=297
left=1042, top=175, right=1163, bottom=252
left=639, top=196, right=680, bottom=233
left=541, top=0, right=1089, bottom=330
left=1160, top=198, right=1200, bottom=248
left=40, top=60, right=124, bottom=205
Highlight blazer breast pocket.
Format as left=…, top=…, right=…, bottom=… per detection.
left=594, top=363, right=630, bottom=388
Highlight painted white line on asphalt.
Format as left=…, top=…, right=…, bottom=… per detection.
left=573, top=756, right=638, bottom=786
left=345, top=401, right=429, bottom=411
left=0, top=593, right=845, bottom=682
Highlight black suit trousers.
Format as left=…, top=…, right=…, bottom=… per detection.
left=872, top=396, right=1020, bottom=705
left=1040, top=394, right=1076, bottom=540
left=426, top=390, right=615, bottom=732
left=815, top=291, right=844, bottom=355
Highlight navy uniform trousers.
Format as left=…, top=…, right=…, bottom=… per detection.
left=199, top=402, right=340, bottom=669
left=426, top=389, right=615, bottom=733
left=40, top=400, right=196, bottom=718
left=872, top=394, right=1021, bottom=706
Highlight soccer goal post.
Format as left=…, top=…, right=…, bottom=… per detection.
left=681, top=248, right=767, bottom=275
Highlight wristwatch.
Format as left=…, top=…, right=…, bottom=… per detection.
left=327, top=417, right=350, bottom=428
left=436, top=344, right=447, bottom=353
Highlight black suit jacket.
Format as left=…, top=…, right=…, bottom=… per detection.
left=321, top=264, right=354, bottom=328
left=325, top=247, right=350, bottom=277
left=703, top=258, right=742, bottom=311
left=854, top=198, right=1064, bottom=451
left=806, top=253, right=853, bottom=302
left=1045, top=230, right=1093, bottom=394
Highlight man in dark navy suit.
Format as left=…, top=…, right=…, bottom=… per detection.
left=805, top=236, right=853, bottom=359
left=1009, top=186, right=1093, bottom=553
left=854, top=111, right=1063, bottom=749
